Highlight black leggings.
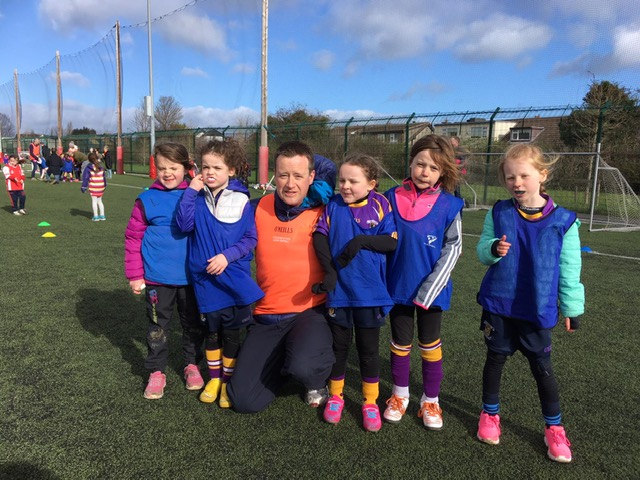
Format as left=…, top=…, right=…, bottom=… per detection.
left=205, top=328, right=242, bottom=359
left=389, top=304, right=442, bottom=345
left=329, top=323, right=380, bottom=379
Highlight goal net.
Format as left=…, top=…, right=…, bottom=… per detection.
left=589, top=157, right=640, bottom=231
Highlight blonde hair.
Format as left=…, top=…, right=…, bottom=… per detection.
left=498, top=144, right=558, bottom=194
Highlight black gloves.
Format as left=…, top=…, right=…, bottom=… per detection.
left=312, top=269, right=337, bottom=294
left=335, top=234, right=398, bottom=268
left=336, top=236, right=365, bottom=268
left=568, top=316, right=581, bottom=330
left=312, top=232, right=338, bottom=294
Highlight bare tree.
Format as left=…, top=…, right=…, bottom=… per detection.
left=132, top=97, right=151, bottom=132
left=64, top=121, right=74, bottom=136
left=0, top=112, right=16, bottom=137
left=155, top=95, right=183, bottom=131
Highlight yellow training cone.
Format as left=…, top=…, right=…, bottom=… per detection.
left=41, top=232, right=57, bottom=238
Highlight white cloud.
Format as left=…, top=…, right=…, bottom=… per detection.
left=551, top=23, right=640, bottom=76
left=233, top=63, right=255, bottom=74
left=181, top=67, right=209, bottom=78
left=453, top=14, right=552, bottom=62
left=389, top=81, right=450, bottom=102
left=55, top=71, right=91, bottom=88
left=120, top=32, right=134, bottom=45
left=20, top=99, right=117, bottom=134
left=612, top=24, right=640, bottom=67
left=312, top=50, right=335, bottom=71
left=565, top=22, right=599, bottom=49
left=329, top=1, right=434, bottom=60
left=155, top=11, right=233, bottom=60
left=322, top=109, right=385, bottom=121
left=182, top=105, right=259, bottom=128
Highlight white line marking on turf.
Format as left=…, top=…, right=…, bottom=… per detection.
left=461, top=233, right=640, bottom=262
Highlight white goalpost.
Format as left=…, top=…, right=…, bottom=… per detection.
left=588, top=144, right=640, bottom=232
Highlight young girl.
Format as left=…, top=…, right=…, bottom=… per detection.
left=476, top=144, right=584, bottom=463
left=383, top=134, right=463, bottom=430
left=313, top=153, right=397, bottom=432
left=176, top=139, right=264, bottom=408
left=62, top=154, right=74, bottom=182
left=3, top=154, right=27, bottom=215
left=80, top=152, right=107, bottom=221
left=124, top=142, right=207, bottom=400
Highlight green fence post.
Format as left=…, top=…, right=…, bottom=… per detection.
left=403, top=113, right=415, bottom=176
left=482, top=107, right=500, bottom=205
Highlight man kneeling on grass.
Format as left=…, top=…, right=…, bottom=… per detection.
left=227, top=141, right=337, bottom=413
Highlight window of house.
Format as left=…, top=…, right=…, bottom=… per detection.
left=470, top=126, right=488, bottom=138
left=510, top=128, right=531, bottom=142
left=389, top=133, right=398, bottom=143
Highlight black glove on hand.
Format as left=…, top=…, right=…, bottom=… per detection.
left=336, top=236, right=366, bottom=268
left=569, top=316, right=581, bottom=330
left=312, top=269, right=337, bottom=294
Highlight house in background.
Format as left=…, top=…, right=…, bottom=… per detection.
left=433, top=116, right=565, bottom=146
left=343, top=121, right=434, bottom=144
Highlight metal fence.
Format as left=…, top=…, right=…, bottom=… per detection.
left=4, top=106, right=639, bottom=214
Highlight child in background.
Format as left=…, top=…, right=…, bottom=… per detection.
left=313, top=153, right=397, bottom=432
left=81, top=152, right=107, bottom=221
left=475, top=144, right=584, bottom=463
left=177, top=139, right=264, bottom=408
left=125, top=142, right=207, bottom=400
left=62, top=154, right=74, bottom=182
left=383, top=135, right=463, bottom=430
left=39, top=155, right=49, bottom=182
left=3, top=154, right=27, bottom=215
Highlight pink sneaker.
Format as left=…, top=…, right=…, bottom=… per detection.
left=323, top=395, right=345, bottom=424
left=362, top=404, right=382, bottom=432
left=184, top=364, right=204, bottom=390
left=544, top=425, right=572, bottom=463
left=144, top=371, right=166, bottom=400
left=477, top=411, right=501, bottom=445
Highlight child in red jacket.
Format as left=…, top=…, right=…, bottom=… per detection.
left=3, top=155, right=27, bottom=215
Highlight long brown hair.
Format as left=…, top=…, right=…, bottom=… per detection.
left=154, top=142, right=192, bottom=172
left=409, top=134, right=460, bottom=193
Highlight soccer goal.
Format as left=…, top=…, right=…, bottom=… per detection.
left=589, top=149, right=640, bottom=232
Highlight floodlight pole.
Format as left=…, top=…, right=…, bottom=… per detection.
left=147, top=0, right=156, bottom=171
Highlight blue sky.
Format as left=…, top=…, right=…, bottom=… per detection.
left=0, top=0, right=639, bottom=134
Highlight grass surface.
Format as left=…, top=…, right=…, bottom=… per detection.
left=1, top=175, right=639, bottom=479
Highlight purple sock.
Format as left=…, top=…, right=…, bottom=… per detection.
left=422, top=358, right=443, bottom=398
left=390, top=351, right=411, bottom=387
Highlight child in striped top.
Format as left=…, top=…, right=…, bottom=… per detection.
left=81, top=151, right=107, bottom=221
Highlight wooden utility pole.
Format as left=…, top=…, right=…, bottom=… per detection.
left=56, top=51, right=62, bottom=153
left=14, top=69, right=20, bottom=152
left=258, top=0, right=269, bottom=184
left=115, top=21, right=124, bottom=174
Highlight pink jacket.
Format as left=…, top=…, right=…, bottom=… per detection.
left=123, top=180, right=189, bottom=281
left=393, top=178, right=441, bottom=221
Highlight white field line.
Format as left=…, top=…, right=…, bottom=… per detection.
left=108, top=182, right=146, bottom=190
left=462, top=233, right=640, bottom=262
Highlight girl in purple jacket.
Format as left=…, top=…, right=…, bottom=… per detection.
left=124, top=142, right=206, bottom=401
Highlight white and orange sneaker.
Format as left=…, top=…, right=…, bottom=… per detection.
left=383, top=394, right=409, bottom=424
left=418, top=401, right=443, bottom=430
